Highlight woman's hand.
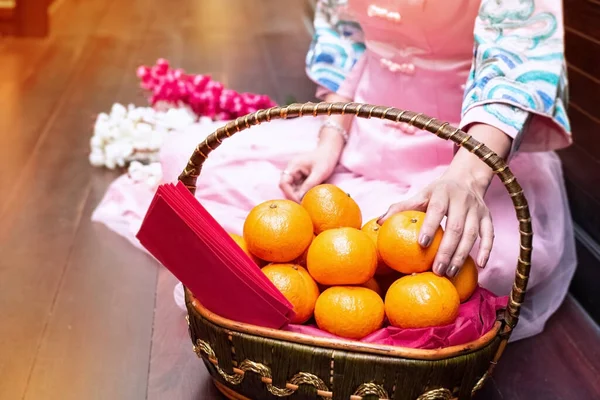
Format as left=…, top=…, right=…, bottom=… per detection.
left=378, top=123, right=513, bottom=277
left=280, top=92, right=352, bottom=202
left=378, top=171, right=494, bottom=277
left=279, top=129, right=345, bottom=202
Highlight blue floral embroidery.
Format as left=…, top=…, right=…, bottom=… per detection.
left=305, top=1, right=366, bottom=93
left=462, top=0, right=570, bottom=136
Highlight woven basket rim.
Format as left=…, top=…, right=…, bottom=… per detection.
left=186, top=289, right=504, bottom=361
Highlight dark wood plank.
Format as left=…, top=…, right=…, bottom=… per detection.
left=0, top=0, right=158, bottom=398
left=565, top=178, right=600, bottom=245
left=22, top=171, right=159, bottom=400
left=261, top=30, right=317, bottom=103
left=15, top=0, right=49, bottom=37
left=559, top=144, right=600, bottom=199
left=567, top=66, right=600, bottom=123
left=0, top=2, right=16, bottom=35
left=0, top=21, right=15, bottom=37
left=177, top=0, right=314, bottom=105
left=570, top=226, right=600, bottom=325
left=567, top=104, right=600, bottom=160
left=178, top=1, right=277, bottom=100
left=147, top=269, right=224, bottom=400
left=18, top=0, right=200, bottom=397
left=564, top=0, right=600, bottom=42
left=0, top=5, right=121, bottom=399
left=558, top=146, right=600, bottom=243
left=0, top=38, right=89, bottom=207
left=472, top=378, right=504, bottom=400
left=0, top=0, right=115, bottom=212
left=0, top=4, right=15, bottom=19
left=562, top=1, right=600, bottom=327
left=50, top=0, right=114, bottom=40
left=565, top=30, right=600, bottom=77
left=258, top=0, right=317, bottom=103
left=488, top=297, right=600, bottom=400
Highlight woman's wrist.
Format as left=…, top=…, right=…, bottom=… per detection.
left=445, top=153, right=494, bottom=197
left=317, top=126, right=346, bottom=155
left=446, top=123, right=513, bottom=196
left=317, top=93, right=354, bottom=155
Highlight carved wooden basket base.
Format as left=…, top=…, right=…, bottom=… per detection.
left=186, top=292, right=505, bottom=400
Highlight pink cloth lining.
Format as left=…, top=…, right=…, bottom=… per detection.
left=284, top=287, right=507, bottom=350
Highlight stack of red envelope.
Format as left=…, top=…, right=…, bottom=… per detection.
left=136, top=181, right=295, bottom=329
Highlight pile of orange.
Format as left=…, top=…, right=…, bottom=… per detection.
left=231, top=184, right=480, bottom=339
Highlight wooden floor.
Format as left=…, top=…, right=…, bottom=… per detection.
left=0, top=0, right=598, bottom=399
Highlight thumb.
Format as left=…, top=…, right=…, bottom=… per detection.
left=298, top=168, right=328, bottom=199
left=377, top=193, right=429, bottom=225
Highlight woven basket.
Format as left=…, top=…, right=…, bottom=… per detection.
left=180, top=102, right=532, bottom=400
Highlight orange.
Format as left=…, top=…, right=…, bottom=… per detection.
left=450, top=256, right=479, bottom=303
left=262, top=264, right=320, bottom=324
left=294, top=234, right=315, bottom=266
left=360, top=277, right=382, bottom=296
left=361, top=218, right=395, bottom=276
left=314, top=287, right=385, bottom=339
left=377, top=211, right=443, bottom=274
left=307, top=227, right=377, bottom=286
left=243, top=199, right=313, bottom=262
left=229, top=233, right=264, bottom=266
left=301, top=184, right=362, bottom=234
left=385, top=272, right=460, bottom=329
left=319, top=278, right=381, bottom=296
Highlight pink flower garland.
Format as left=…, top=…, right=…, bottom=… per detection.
left=137, top=58, right=277, bottom=120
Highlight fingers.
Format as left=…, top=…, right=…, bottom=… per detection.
left=376, top=177, right=493, bottom=277
left=432, top=191, right=466, bottom=276
left=377, top=192, right=429, bottom=225
left=279, top=173, right=298, bottom=202
left=279, top=166, right=305, bottom=202
left=279, top=153, right=336, bottom=202
left=418, top=187, right=448, bottom=248
left=477, top=215, right=494, bottom=268
left=298, top=167, right=328, bottom=198
left=446, top=211, right=480, bottom=277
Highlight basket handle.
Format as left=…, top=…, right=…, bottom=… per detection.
left=177, top=102, right=532, bottom=333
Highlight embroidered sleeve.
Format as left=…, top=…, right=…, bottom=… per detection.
left=305, top=0, right=367, bottom=98
left=460, top=0, right=572, bottom=154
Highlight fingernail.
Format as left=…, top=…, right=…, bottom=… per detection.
left=478, top=254, right=489, bottom=269
left=419, top=234, right=431, bottom=247
left=447, top=265, right=460, bottom=278
left=376, top=213, right=386, bottom=224
left=434, top=262, right=447, bottom=276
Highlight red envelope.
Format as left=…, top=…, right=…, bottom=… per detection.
left=164, top=183, right=292, bottom=313
left=136, top=184, right=293, bottom=329
left=170, top=183, right=290, bottom=304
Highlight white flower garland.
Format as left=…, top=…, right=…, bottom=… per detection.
left=126, top=161, right=163, bottom=189
left=89, top=103, right=197, bottom=170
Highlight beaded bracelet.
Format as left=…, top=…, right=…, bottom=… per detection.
left=319, top=119, right=349, bottom=144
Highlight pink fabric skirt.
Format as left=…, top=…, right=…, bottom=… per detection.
left=92, top=117, right=577, bottom=342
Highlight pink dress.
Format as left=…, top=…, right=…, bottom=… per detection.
left=92, top=0, right=577, bottom=342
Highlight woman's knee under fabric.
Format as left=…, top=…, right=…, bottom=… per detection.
left=479, top=151, right=574, bottom=297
